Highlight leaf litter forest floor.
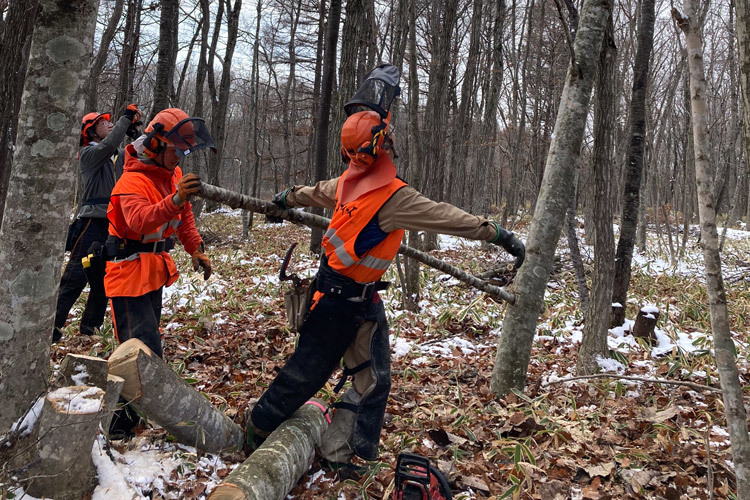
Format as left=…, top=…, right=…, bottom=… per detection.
left=37, top=208, right=750, bottom=500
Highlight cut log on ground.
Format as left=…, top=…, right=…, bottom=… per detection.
left=208, top=401, right=328, bottom=500
left=108, top=338, right=244, bottom=453
left=197, top=183, right=516, bottom=304
left=23, top=386, right=104, bottom=500
left=632, top=306, right=660, bottom=342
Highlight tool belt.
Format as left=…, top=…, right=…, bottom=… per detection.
left=105, top=236, right=175, bottom=260
left=316, top=257, right=390, bottom=303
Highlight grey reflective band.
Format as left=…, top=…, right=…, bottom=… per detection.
left=328, top=232, right=356, bottom=267
left=360, top=255, right=391, bottom=271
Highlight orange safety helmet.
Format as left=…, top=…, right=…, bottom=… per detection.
left=143, top=108, right=216, bottom=159
left=340, top=110, right=391, bottom=169
left=80, top=112, right=111, bottom=147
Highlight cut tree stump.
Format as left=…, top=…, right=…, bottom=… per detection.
left=108, top=338, right=244, bottom=453
left=632, top=305, right=660, bottom=342
left=23, top=386, right=105, bottom=500
left=58, top=353, right=124, bottom=430
left=208, top=401, right=329, bottom=500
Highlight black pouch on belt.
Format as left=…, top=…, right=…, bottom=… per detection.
left=82, top=241, right=108, bottom=285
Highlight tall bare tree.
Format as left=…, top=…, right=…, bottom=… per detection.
left=85, top=0, right=125, bottom=111
left=152, top=0, right=179, bottom=114
left=737, top=0, right=750, bottom=225
left=0, top=0, right=98, bottom=431
left=491, top=0, right=612, bottom=395
left=0, top=0, right=39, bottom=226
left=577, top=13, right=616, bottom=375
left=611, top=0, right=656, bottom=327
left=674, top=2, right=750, bottom=497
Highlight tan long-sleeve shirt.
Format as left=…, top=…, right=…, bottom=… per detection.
left=286, top=178, right=499, bottom=242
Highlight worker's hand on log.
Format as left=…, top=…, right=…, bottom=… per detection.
left=191, top=250, right=212, bottom=280
left=266, top=188, right=290, bottom=224
left=177, top=173, right=202, bottom=203
left=490, top=223, right=525, bottom=269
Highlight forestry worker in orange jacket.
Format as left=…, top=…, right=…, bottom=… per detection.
left=246, top=65, right=525, bottom=473
left=104, top=108, right=214, bottom=358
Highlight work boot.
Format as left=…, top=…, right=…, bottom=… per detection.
left=52, top=327, right=63, bottom=343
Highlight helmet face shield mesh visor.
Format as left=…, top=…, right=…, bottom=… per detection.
left=344, top=64, right=401, bottom=118
left=165, top=118, right=216, bottom=157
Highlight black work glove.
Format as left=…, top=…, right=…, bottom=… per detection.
left=266, top=188, right=290, bottom=224
left=122, top=104, right=143, bottom=139
left=490, top=223, right=525, bottom=269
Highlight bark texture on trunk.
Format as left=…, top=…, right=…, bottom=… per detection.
left=611, top=0, right=656, bottom=327
left=208, top=402, right=328, bottom=500
left=108, top=339, right=244, bottom=453
left=151, top=0, right=179, bottom=114
left=675, top=4, right=750, bottom=497
left=737, top=0, right=750, bottom=226
left=490, top=0, right=611, bottom=396
left=0, top=0, right=97, bottom=431
left=576, top=13, right=616, bottom=375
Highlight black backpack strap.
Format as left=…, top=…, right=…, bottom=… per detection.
left=333, top=360, right=372, bottom=393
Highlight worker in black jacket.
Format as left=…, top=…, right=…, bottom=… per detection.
left=53, top=104, right=142, bottom=342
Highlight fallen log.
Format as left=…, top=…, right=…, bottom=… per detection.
left=23, top=386, right=105, bottom=500
left=198, top=183, right=516, bottom=304
left=108, top=338, right=244, bottom=453
left=208, top=401, right=328, bottom=500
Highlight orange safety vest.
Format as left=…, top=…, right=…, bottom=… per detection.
left=104, top=167, right=183, bottom=298
left=322, top=175, right=407, bottom=283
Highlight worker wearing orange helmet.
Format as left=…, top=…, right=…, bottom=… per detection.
left=53, top=104, right=142, bottom=343
left=104, top=107, right=215, bottom=359
left=247, top=65, right=525, bottom=473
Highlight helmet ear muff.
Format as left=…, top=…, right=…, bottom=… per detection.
left=143, top=122, right=165, bottom=159
left=352, top=122, right=388, bottom=167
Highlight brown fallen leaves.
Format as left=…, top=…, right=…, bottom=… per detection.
left=50, top=215, right=744, bottom=500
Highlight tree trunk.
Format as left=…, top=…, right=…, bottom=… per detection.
left=208, top=402, right=328, bottom=500
left=0, top=0, right=98, bottom=431
left=0, top=0, right=38, bottom=227
left=310, top=0, right=341, bottom=253
left=577, top=14, right=616, bottom=375
left=243, top=0, right=263, bottom=236
left=108, top=338, right=244, bottom=453
left=737, top=0, right=750, bottom=226
left=490, top=0, right=611, bottom=396
left=205, top=0, right=241, bottom=212
left=112, top=0, right=140, bottom=117
left=674, top=4, right=750, bottom=497
left=84, top=0, right=125, bottom=111
left=611, top=0, right=655, bottom=327
left=151, top=0, right=179, bottom=115
left=566, top=178, right=589, bottom=313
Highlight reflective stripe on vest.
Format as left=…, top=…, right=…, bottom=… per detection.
left=322, top=176, right=406, bottom=283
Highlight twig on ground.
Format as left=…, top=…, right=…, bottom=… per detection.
left=542, top=373, right=722, bottom=393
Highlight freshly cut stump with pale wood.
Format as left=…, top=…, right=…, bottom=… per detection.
left=23, top=386, right=105, bottom=500
left=58, top=353, right=124, bottom=430
left=209, top=401, right=329, bottom=500
left=108, top=338, right=244, bottom=453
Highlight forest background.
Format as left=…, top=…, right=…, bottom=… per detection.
left=0, top=0, right=749, bottom=498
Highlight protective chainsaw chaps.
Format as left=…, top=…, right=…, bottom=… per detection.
left=393, top=452, right=453, bottom=500
left=280, top=242, right=312, bottom=331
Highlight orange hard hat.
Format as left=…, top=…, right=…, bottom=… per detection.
left=340, top=110, right=390, bottom=168
left=80, top=112, right=111, bottom=147
left=144, top=108, right=216, bottom=159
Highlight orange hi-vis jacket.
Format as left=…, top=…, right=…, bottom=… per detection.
left=322, top=174, right=407, bottom=284
left=104, top=144, right=203, bottom=298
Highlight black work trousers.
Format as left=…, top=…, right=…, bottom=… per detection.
left=110, top=288, right=164, bottom=358
left=55, top=218, right=109, bottom=335
left=250, top=291, right=391, bottom=461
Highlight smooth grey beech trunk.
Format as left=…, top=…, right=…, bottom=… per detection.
left=490, top=0, right=611, bottom=396
left=0, top=0, right=97, bottom=432
left=675, top=3, right=750, bottom=497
